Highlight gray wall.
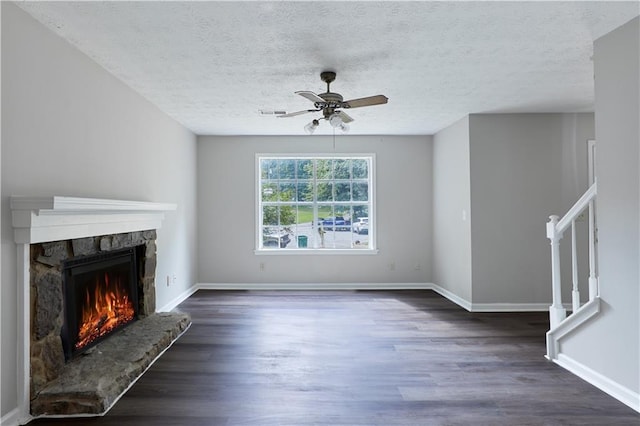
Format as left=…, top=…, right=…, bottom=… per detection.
left=1, top=3, right=198, bottom=416
left=562, top=16, right=639, bottom=398
left=432, top=113, right=594, bottom=306
left=197, top=135, right=432, bottom=285
left=432, top=116, right=472, bottom=301
left=470, top=114, right=564, bottom=304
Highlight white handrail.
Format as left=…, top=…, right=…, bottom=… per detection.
left=546, top=181, right=598, bottom=329
left=555, top=183, right=597, bottom=234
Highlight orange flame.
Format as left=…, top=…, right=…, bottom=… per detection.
left=74, top=272, right=135, bottom=351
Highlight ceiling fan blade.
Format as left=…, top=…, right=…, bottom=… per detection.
left=336, top=110, right=354, bottom=123
left=296, top=91, right=326, bottom=104
left=277, top=109, right=317, bottom=118
left=343, top=95, right=388, bottom=109
left=259, top=109, right=288, bottom=116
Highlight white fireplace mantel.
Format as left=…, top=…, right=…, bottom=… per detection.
left=11, top=196, right=177, bottom=244
left=10, top=196, right=176, bottom=424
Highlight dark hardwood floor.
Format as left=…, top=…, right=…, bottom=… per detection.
left=32, top=290, right=639, bottom=425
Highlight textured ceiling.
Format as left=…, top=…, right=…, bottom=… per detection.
left=16, top=1, right=639, bottom=136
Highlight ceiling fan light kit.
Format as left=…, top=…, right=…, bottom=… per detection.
left=304, top=119, right=320, bottom=135
left=277, top=71, right=388, bottom=134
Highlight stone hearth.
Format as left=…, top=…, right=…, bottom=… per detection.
left=32, top=312, right=190, bottom=416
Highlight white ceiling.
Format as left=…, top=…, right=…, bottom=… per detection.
left=16, top=1, right=639, bottom=136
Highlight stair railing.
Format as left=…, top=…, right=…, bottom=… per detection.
left=546, top=181, right=598, bottom=329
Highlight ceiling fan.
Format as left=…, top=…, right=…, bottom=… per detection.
left=277, top=71, right=388, bottom=134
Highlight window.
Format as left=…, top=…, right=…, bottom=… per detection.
left=257, top=155, right=375, bottom=252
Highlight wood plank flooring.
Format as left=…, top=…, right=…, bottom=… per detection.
left=32, top=290, right=639, bottom=425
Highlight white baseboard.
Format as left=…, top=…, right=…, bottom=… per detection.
left=156, top=286, right=199, bottom=312
left=428, top=283, right=473, bottom=311
left=193, top=282, right=552, bottom=313
left=195, top=282, right=432, bottom=291
left=555, top=353, right=640, bottom=413
left=0, top=407, right=22, bottom=426
left=470, top=302, right=551, bottom=312
left=428, top=284, right=552, bottom=313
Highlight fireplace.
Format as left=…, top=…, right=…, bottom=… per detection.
left=61, top=247, right=140, bottom=360
left=10, top=196, right=190, bottom=421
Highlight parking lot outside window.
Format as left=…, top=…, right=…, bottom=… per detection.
left=257, top=155, right=375, bottom=252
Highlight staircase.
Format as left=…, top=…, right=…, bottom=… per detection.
left=545, top=181, right=600, bottom=360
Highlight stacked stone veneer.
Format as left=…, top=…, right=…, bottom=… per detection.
left=30, top=230, right=157, bottom=400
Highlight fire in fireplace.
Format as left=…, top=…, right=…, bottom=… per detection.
left=61, top=247, right=139, bottom=360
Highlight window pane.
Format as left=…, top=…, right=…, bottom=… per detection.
left=297, top=183, right=313, bottom=202
left=353, top=205, right=369, bottom=221
left=334, top=205, right=350, bottom=219
left=317, top=182, right=333, bottom=202
left=316, top=159, right=333, bottom=179
left=263, top=226, right=291, bottom=249
left=335, top=183, right=350, bottom=201
left=297, top=205, right=314, bottom=224
left=279, top=183, right=296, bottom=202
left=278, top=159, right=295, bottom=179
left=352, top=182, right=368, bottom=201
left=318, top=205, right=332, bottom=222
left=279, top=205, right=297, bottom=226
left=263, top=206, right=278, bottom=226
left=352, top=159, right=368, bottom=179
left=261, top=183, right=278, bottom=201
left=261, top=159, right=278, bottom=179
left=334, top=159, right=350, bottom=179
left=297, top=159, right=313, bottom=179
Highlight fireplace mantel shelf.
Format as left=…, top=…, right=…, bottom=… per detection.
left=11, top=196, right=177, bottom=244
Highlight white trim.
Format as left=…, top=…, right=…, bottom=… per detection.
left=470, top=302, right=555, bottom=312
left=546, top=297, right=601, bottom=360
left=16, top=245, right=30, bottom=425
left=587, top=139, right=596, bottom=186
left=156, top=286, right=199, bottom=312
left=555, top=353, right=640, bottom=413
left=196, top=282, right=432, bottom=291
left=254, top=248, right=379, bottom=256
left=428, top=283, right=473, bottom=311
left=9, top=196, right=176, bottom=212
left=10, top=196, right=176, bottom=244
left=0, top=407, right=22, bottom=426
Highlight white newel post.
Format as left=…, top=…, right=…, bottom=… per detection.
left=547, top=215, right=566, bottom=328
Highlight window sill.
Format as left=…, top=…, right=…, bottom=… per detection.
left=255, top=248, right=379, bottom=256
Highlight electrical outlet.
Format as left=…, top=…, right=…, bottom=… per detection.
left=172, top=275, right=177, bottom=284
left=389, top=261, right=396, bottom=271
left=260, top=262, right=265, bottom=272
left=414, top=263, right=421, bottom=271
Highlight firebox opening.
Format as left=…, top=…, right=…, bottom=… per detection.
left=61, top=247, right=140, bottom=361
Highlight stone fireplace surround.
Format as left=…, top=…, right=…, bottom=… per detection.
left=10, top=196, right=190, bottom=422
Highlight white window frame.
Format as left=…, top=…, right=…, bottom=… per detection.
left=255, top=153, right=377, bottom=255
